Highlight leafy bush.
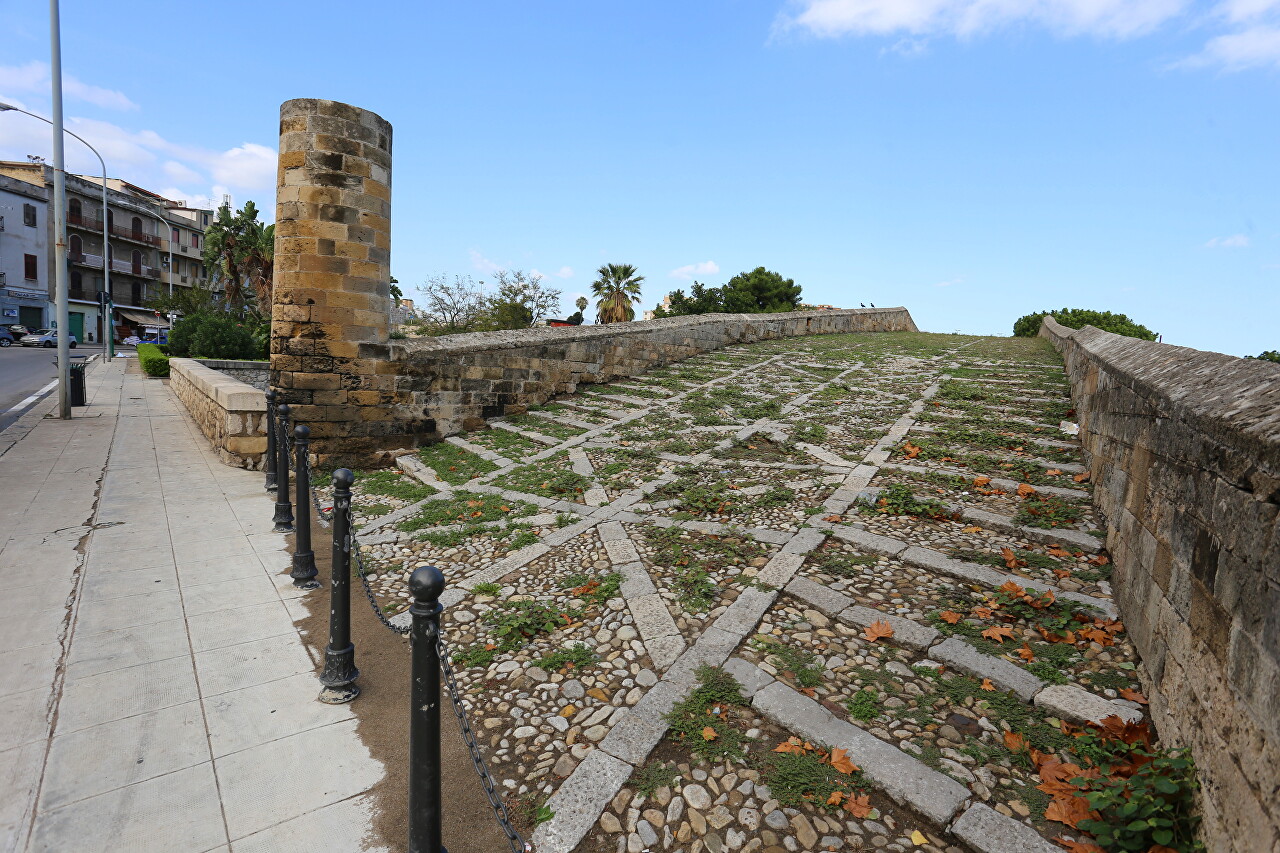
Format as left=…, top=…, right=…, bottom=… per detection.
left=1247, top=350, right=1280, bottom=363
left=167, top=314, right=200, bottom=357
left=191, top=315, right=258, bottom=359
left=1013, top=309, right=1157, bottom=341
left=136, top=343, right=170, bottom=377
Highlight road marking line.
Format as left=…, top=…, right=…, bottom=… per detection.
left=4, top=379, right=59, bottom=417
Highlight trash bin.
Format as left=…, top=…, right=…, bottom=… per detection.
left=69, top=356, right=89, bottom=407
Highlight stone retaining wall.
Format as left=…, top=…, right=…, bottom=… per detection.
left=391, top=307, right=918, bottom=439
left=170, top=358, right=268, bottom=470
left=1039, top=316, right=1280, bottom=852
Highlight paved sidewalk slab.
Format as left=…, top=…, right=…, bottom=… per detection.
left=0, top=360, right=387, bottom=853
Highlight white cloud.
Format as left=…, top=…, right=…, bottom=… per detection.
left=1186, top=25, right=1280, bottom=68
left=206, top=142, right=275, bottom=191
left=553, top=266, right=574, bottom=278
left=777, top=0, right=1189, bottom=40
left=0, top=61, right=137, bottom=110
left=1205, top=234, right=1251, bottom=247
left=669, top=260, right=720, bottom=280
left=162, top=160, right=203, bottom=185
left=934, top=276, right=964, bottom=287
left=468, top=249, right=503, bottom=275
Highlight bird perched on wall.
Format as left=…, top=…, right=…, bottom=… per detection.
left=860, top=303, right=866, bottom=307
left=870, top=302, right=876, bottom=307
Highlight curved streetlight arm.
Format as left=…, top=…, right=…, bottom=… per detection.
left=0, top=101, right=113, bottom=357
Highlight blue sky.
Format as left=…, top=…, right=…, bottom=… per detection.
left=1, top=0, right=1276, bottom=356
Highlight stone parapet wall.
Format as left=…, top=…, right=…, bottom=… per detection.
left=391, top=307, right=918, bottom=441
left=170, top=358, right=268, bottom=470
left=1039, top=316, right=1280, bottom=852
left=193, top=359, right=269, bottom=391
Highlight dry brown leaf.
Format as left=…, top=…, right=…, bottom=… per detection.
left=1017, top=483, right=1038, bottom=499
left=863, top=621, right=895, bottom=643
left=701, top=726, right=718, bottom=741
left=902, top=441, right=922, bottom=459
left=961, top=525, right=984, bottom=533
left=1017, top=643, right=1036, bottom=661
left=1044, top=794, right=1097, bottom=828
left=843, top=793, right=873, bottom=818
left=982, top=625, right=1015, bottom=642
left=980, top=678, right=996, bottom=691
left=1089, top=554, right=1110, bottom=566
left=939, top=610, right=964, bottom=624
left=1073, top=471, right=1091, bottom=483
left=999, top=580, right=1026, bottom=597
left=1054, top=837, right=1106, bottom=853
left=828, top=747, right=859, bottom=775
left=774, top=738, right=806, bottom=755
left=826, top=790, right=847, bottom=807
left=1046, top=469, right=1064, bottom=476
left=973, top=476, right=992, bottom=488
left=1047, top=545, right=1073, bottom=558
left=1001, top=547, right=1024, bottom=570
left=1003, top=731, right=1028, bottom=752
left=823, top=514, right=843, bottom=522
left=1119, top=688, right=1148, bottom=705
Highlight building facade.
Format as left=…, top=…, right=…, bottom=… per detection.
left=0, top=172, right=51, bottom=331
left=0, top=161, right=213, bottom=343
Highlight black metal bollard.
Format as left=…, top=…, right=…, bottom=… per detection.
left=290, top=424, right=320, bottom=589
left=408, top=565, right=448, bottom=853
left=264, top=390, right=278, bottom=491
left=272, top=403, right=294, bottom=532
left=319, top=468, right=359, bottom=704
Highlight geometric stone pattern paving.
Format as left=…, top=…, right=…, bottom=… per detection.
left=343, top=331, right=1145, bottom=853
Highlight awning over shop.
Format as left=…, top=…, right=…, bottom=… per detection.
left=115, top=307, right=170, bottom=328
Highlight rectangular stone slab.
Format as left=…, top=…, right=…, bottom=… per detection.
left=930, top=638, right=1046, bottom=702
left=950, top=803, right=1064, bottom=853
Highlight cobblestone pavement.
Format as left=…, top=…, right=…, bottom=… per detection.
left=338, top=331, right=1148, bottom=853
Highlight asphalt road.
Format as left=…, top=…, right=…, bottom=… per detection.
left=0, top=343, right=119, bottom=433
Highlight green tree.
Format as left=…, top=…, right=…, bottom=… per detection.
left=490, top=269, right=561, bottom=328
left=653, top=281, right=725, bottom=317
left=592, top=263, right=645, bottom=324
left=721, top=267, right=801, bottom=313
left=1247, top=350, right=1280, bottom=363
left=203, top=200, right=270, bottom=309
left=390, top=277, right=403, bottom=302
left=1013, top=308, right=1157, bottom=341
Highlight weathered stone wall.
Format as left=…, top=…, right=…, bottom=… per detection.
left=1039, top=316, right=1280, bottom=852
left=390, top=307, right=918, bottom=442
left=194, top=359, right=269, bottom=391
left=269, top=98, right=399, bottom=460
left=170, top=358, right=268, bottom=470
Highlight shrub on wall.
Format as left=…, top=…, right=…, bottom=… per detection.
left=191, top=316, right=259, bottom=360
left=167, top=315, right=201, bottom=358
left=1013, top=308, right=1157, bottom=341
left=137, top=343, right=170, bottom=377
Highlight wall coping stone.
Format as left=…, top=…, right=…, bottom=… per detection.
left=1040, top=315, right=1280, bottom=479
left=193, top=358, right=270, bottom=372
left=399, top=307, right=911, bottom=357
left=170, top=358, right=265, bottom=412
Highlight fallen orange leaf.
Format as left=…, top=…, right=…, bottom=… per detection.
left=774, top=738, right=807, bottom=755
left=939, top=610, right=964, bottom=624
left=1044, top=794, right=1097, bottom=828
left=863, top=621, right=895, bottom=643
left=1089, top=554, right=1110, bottom=566
left=823, top=514, right=843, bottom=522
left=1119, top=688, right=1148, bottom=705
left=828, top=747, right=859, bottom=775
left=961, top=525, right=984, bottom=534
left=826, top=790, right=847, bottom=806
left=1017, top=483, right=1038, bottom=499
left=1073, top=471, right=1091, bottom=483
left=973, top=476, right=992, bottom=488
left=1055, top=837, right=1106, bottom=853
left=1003, top=731, right=1028, bottom=752
left=1001, top=547, right=1024, bottom=570
left=903, top=441, right=922, bottom=459
left=999, top=580, right=1026, bottom=597
left=701, top=726, right=718, bottom=741
left=982, top=625, right=1015, bottom=642
left=1047, top=545, right=1073, bottom=558
left=1017, top=643, right=1036, bottom=661
left=843, top=793, right=873, bottom=818
left=1046, top=469, right=1064, bottom=476
left=980, top=678, right=996, bottom=691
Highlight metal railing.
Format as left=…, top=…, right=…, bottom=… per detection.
left=264, top=391, right=530, bottom=853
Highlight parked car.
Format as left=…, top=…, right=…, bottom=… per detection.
left=0, top=328, right=14, bottom=348
left=19, top=329, right=77, bottom=348
left=6, top=324, right=30, bottom=338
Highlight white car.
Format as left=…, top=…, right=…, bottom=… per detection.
left=19, top=329, right=77, bottom=348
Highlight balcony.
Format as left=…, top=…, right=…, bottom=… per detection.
left=68, top=253, right=162, bottom=279
left=66, top=211, right=164, bottom=247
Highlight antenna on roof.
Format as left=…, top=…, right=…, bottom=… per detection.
left=222, top=193, right=232, bottom=209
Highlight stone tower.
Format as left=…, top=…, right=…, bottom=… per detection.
left=270, top=99, right=405, bottom=463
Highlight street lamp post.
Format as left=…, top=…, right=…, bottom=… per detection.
left=0, top=102, right=113, bottom=360
left=48, top=0, right=70, bottom=418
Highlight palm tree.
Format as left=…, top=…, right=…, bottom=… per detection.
left=575, top=295, right=588, bottom=313
left=591, top=264, right=644, bottom=324
left=242, top=221, right=274, bottom=309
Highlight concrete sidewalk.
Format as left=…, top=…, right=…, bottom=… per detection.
left=0, top=359, right=387, bottom=853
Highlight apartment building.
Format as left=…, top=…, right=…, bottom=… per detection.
left=0, top=172, right=50, bottom=331
left=0, top=161, right=214, bottom=343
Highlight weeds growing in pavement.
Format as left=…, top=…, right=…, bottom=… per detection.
left=492, top=457, right=593, bottom=500
left=397, top=492, right=535, bottom=532
left=757, top=739, right=871, bottom=815
left=356, top=469, right=437, bottom=502
left=631, top=761, right=681, bottom=797
left=470, top=582, right=501, bottom=596
left=482, top=600, right=578, bottom=652
left=862, top=483, right=959, bottom=521
left=844, top=688, right=880, bottom=722
left=664, top=666, right=750, bottom=762
left=560, top=572, right=622, bottom=605
left=416, top=442, right=498, bottom=485
left=752, top=637, right=823, bottom=688
left=810, top=551, right=879, bottom=576
left=451, top=643, right=497, bottom=669
left=1015, top=493, right=1086, bottom=529
left=534, top=644, right=596, bottom=672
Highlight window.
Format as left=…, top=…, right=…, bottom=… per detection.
left=191, top=233, right=200, bottom=250
left=203, top=213, right=210, bottom=226
left=23, top=204, right=37, bottom=227
left=24, top=254, right=38, bottom=280
left=69, top=234, right=82, bottom=256
left=172, top=227, right=180, bottom=244
left=69, top=198, right=81, bottom=218
left=131, top=282, right=141, bottom=305
left=70, top=270, right=82, bottom=292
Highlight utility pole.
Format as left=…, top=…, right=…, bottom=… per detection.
left=49, top=0, right=70, bottom=419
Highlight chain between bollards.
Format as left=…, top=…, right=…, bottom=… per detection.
left=319, top=468, right=360, bottom=704
left=272, top=403, right=294, bottom=532
left=290, top=424, right=320, bottom=589
left=264, top=389, right=278, bottom=491
left=409, top=565, right=448, bottom=853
